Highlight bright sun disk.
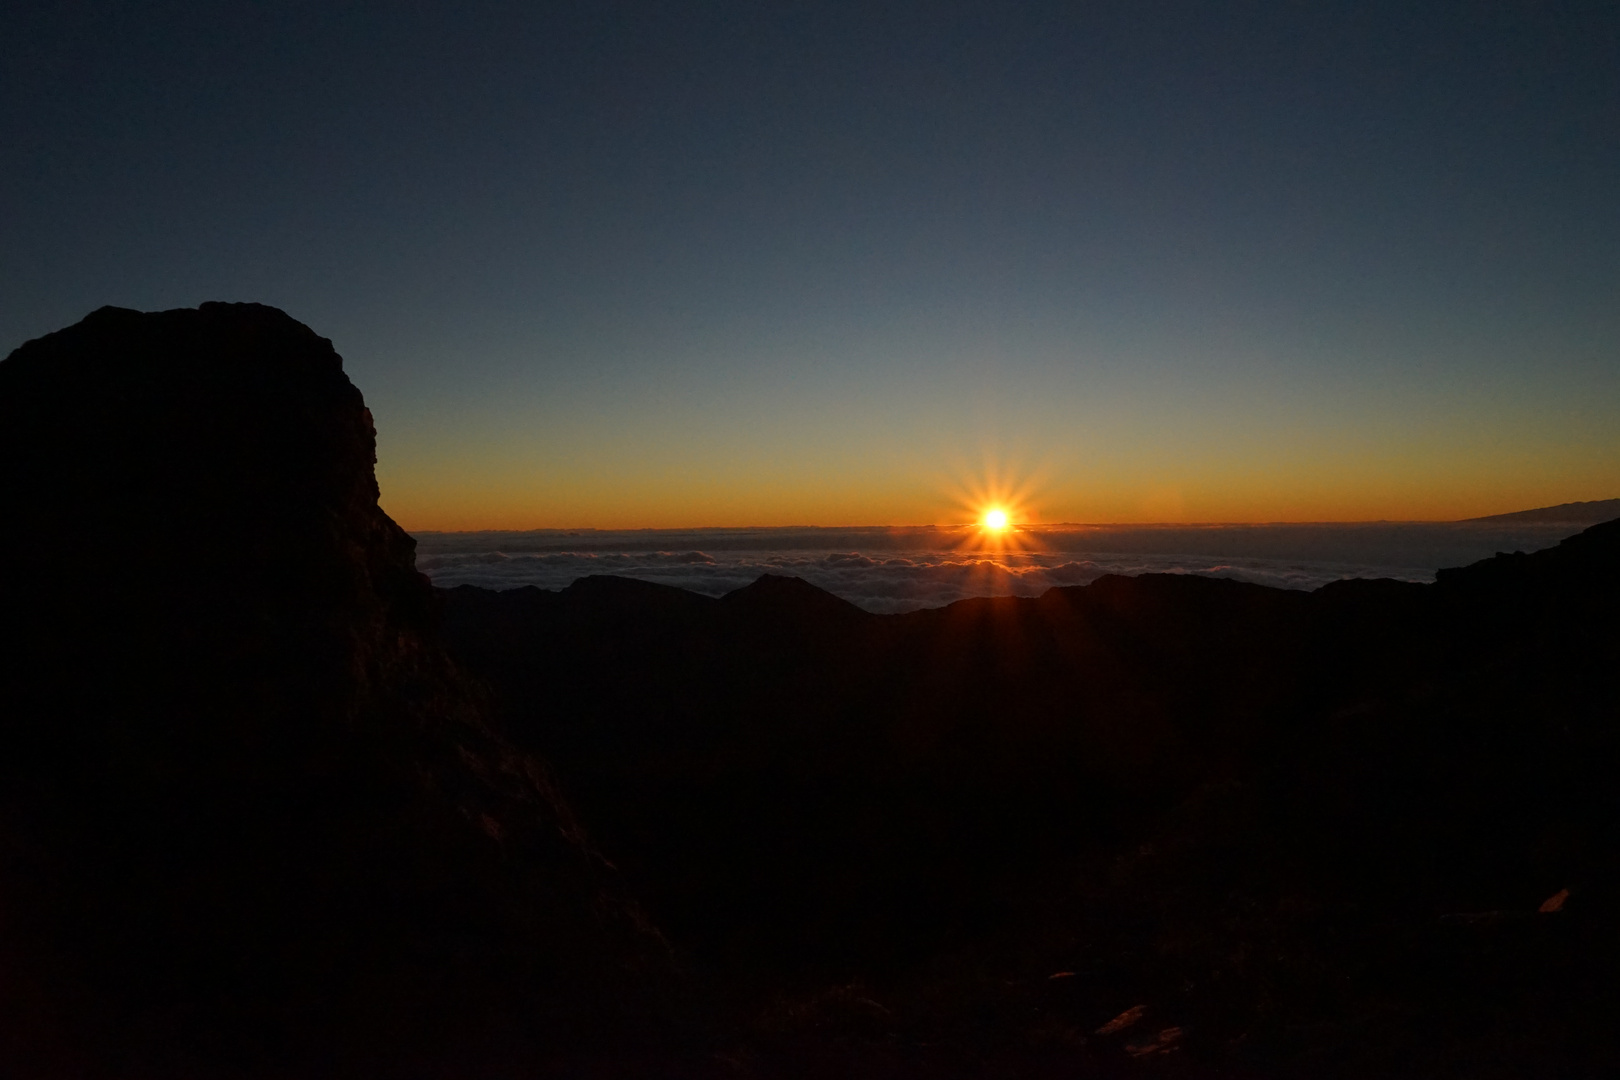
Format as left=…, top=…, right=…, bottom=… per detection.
left=983, top=509, right=1009, bottom=531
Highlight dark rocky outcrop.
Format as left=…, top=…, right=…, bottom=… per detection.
left=0, top=305, right=677, bottom=1077
left=441, top=519, right=1620, bottom=1076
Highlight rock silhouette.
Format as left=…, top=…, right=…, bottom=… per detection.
left=0, top=305, right=674, bottom=1077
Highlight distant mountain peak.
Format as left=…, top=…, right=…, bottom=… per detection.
left=1464, top=498, right=1620, bottom=524
left=721, top=572, right=867, bottom=617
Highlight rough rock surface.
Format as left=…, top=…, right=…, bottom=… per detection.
left=0, top=305, right=673, bottom=1077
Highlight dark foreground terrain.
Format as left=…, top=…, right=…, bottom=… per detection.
left=441, top=521, right=1620, bottom=1078
left=2, top=305, right=1617, bottom=1077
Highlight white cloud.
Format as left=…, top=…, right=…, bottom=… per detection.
left=413, top=522, right=1585, bottom=612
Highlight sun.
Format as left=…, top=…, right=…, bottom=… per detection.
left=939, top=453, right=1042, bottom=554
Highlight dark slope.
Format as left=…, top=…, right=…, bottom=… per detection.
left=1465, top=497, right=1620, bottom=524
left=441, top=521, right=1620, bottom=1076
left=440, top=572, right=1319, bottom=964
left=0, top=306, right=678, bottom=1077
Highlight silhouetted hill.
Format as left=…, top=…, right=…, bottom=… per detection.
left=1465, top=497, right=1620, bottom=523
left=441, top=517, right=1620, bottom=1076
left=0, top=306, right=678, bottom=1077
left=721, top=571, right=869, bottom=620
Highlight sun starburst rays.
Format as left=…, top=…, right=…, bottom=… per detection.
left=938, top=455, right=1046, bottom=557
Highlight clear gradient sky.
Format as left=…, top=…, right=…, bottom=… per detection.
left=3, top=1, right=1617, bottom=529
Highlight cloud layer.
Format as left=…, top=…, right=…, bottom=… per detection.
left=408, top=520, right=1588, bottom=612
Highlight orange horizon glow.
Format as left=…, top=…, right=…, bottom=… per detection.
left=371, top=385, right=1620, bottom=534
left=380, top=494, right=1620, bottom=534
left=381, top=491, right=1620, bottom=533
left=376, top=454, right=1618, bottom=534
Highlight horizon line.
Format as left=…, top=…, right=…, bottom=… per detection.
left=405, top=514, right=1611, bottom=536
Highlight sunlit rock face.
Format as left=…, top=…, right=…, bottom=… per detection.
left=0, top=305, right=669, bottom=1076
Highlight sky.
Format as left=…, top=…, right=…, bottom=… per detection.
left=2, top=0, right=1617, bottom=530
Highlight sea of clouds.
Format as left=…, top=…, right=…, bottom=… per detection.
left=414, top=521, right=1589, bottom=614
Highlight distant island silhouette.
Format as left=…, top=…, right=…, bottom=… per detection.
left=1466, top=498, right=1620, bottom=524
left=2, top=304, right=1617, bottom=1077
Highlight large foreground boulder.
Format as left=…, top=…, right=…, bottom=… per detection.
left=0, top=305, right=673, bottom=1077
